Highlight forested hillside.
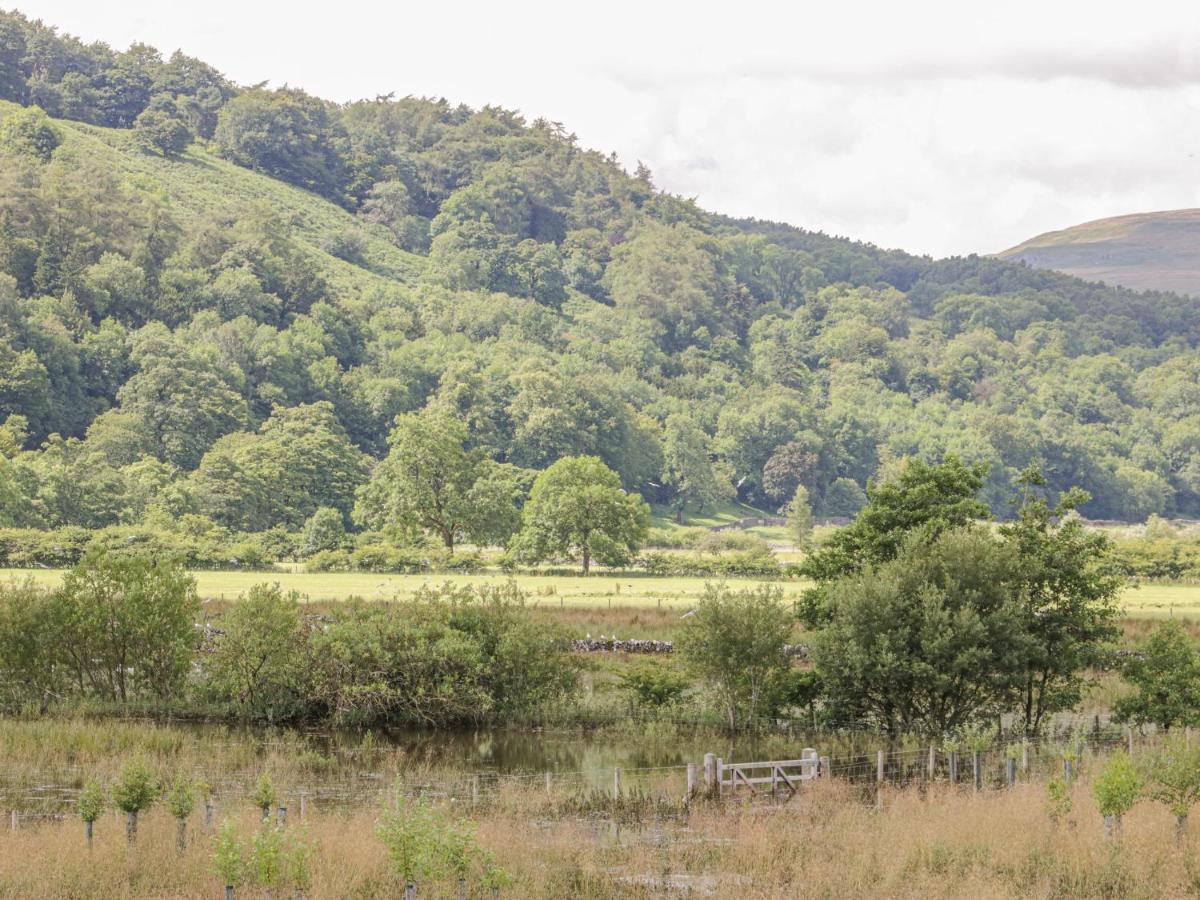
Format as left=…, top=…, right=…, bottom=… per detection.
left=1, top=6, right=1199, bottom=536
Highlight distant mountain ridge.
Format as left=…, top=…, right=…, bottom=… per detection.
left=1000, top=208, right=1200, bottom=297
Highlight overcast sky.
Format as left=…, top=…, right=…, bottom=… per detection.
left=15, top=0, right=1200, bottom=257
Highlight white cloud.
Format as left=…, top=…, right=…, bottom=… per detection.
left=16, top=0, right=1200, bottom=255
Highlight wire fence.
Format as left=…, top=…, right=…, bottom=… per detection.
left=0, top=722, right=1167, bottom=828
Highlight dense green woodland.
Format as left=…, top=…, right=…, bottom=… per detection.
left=1, top=8, right=1200, bottom=541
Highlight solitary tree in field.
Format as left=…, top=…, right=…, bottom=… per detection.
left=511, top=456, right=649, bottom=574
left=354, top=413, right=524, bottom=551
left=1114, top=620, right=1200, bottom=732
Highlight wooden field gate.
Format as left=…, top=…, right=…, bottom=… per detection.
left=710, top=748, right=825, bottom=797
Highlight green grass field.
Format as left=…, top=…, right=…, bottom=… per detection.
left=0, top=568, right=809, bottom=608
left=4, top=566, right=1200, bottom=617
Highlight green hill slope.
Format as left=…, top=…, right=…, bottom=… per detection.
left=0, top=100, right=425, bottom=299
left=999, top=209, right=1200, bottom=297
left=6, top=7, right=1200, bottom=535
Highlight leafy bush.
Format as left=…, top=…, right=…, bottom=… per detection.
left=1094, top=752, right=1142, bottom=832
left=77, top=779, right=106, bottom=824
left=617, top=662, right=689, bottom=708
left=644, top=527, right=705, bottom=550
left=305, top=549, right=353, bottom=572
left=311, top=583, right=577, bottom=728
left=321, top=229, right=367, bottom=264
left=642, top=549, right=780, bottom=577
left=201, top=584, right=313, bottom=722
left=677, top=583, right=793, bottom=730
left=694, top=531, right=771, bottom=555
left=348, top=543, right=428, bottom=573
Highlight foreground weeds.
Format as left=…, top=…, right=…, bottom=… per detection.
left=1, top=774, right=1198, bottom=897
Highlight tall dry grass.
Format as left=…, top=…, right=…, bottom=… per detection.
left=3, top=767, right=1199, bottom=898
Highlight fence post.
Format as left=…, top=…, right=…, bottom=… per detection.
left=949, top=752, right=958, bottom=785
left=703, top=753, right=716, bottom=792
left=875, top=750, right=885, bottom=810
left=613, top=768, right=621, bottom=799
left=716, top=758, right=724, bottom=798
left=1021, top=742, right=1028, bottom=773
left=205, top=797, right=215, bottom=829
left=1127, top=727, right=1134, bottom=756
left=299, top=793, right=306, bottom=823
left=9, top=809, right=15, bottom=831
left=820, top=756, right=830, bottom=778
left=1005, top=757, right=1016, bottom=789
left=928, top=746, right=936, bottom=780
left=686, top=763, right=697, bottom=799
left=972, top=752, right=982, bottom=792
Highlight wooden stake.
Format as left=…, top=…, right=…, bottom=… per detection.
left=875, top=750, right=885, bottom=810
left=613, top=768, right=621, bottom=799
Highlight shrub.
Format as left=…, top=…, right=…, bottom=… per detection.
left=305, top=549, right=352, bottom=572
left=56, top=550, right=200, bottom=701
left=642, top=549, right=780, bottom=577
left=1114, top=620, right=1200, bottom=731
left=617, top=662, right=689, bottom=709
left=694, top=531, right=771, bottom=555
left=376, top=794, right=439, bottom=889
left=1094, top=752, right=1142, bottom=836
left=202, top=584, right=313, bottom=722
left=300, top=507, right=347, bottom=557
left=0, top=106, right=59, bottom=160
left=77, top=779, right=106, bottom=824
left=251, top=773, right=278, bottom=819
left=113, top=758, right=158, bottom=842
left=677, top=583, right=792, bottom=730
left=212, top=822, right=245, bottom=890
left=644, top=527, right=705, bottom=550
left=312, top=584, right=577, bottom=728
left=1141, top=737, right=1200, bottom=842
left=321, top=229, right=367, bottom=264
left=348, top=543, right=427, bottom=573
